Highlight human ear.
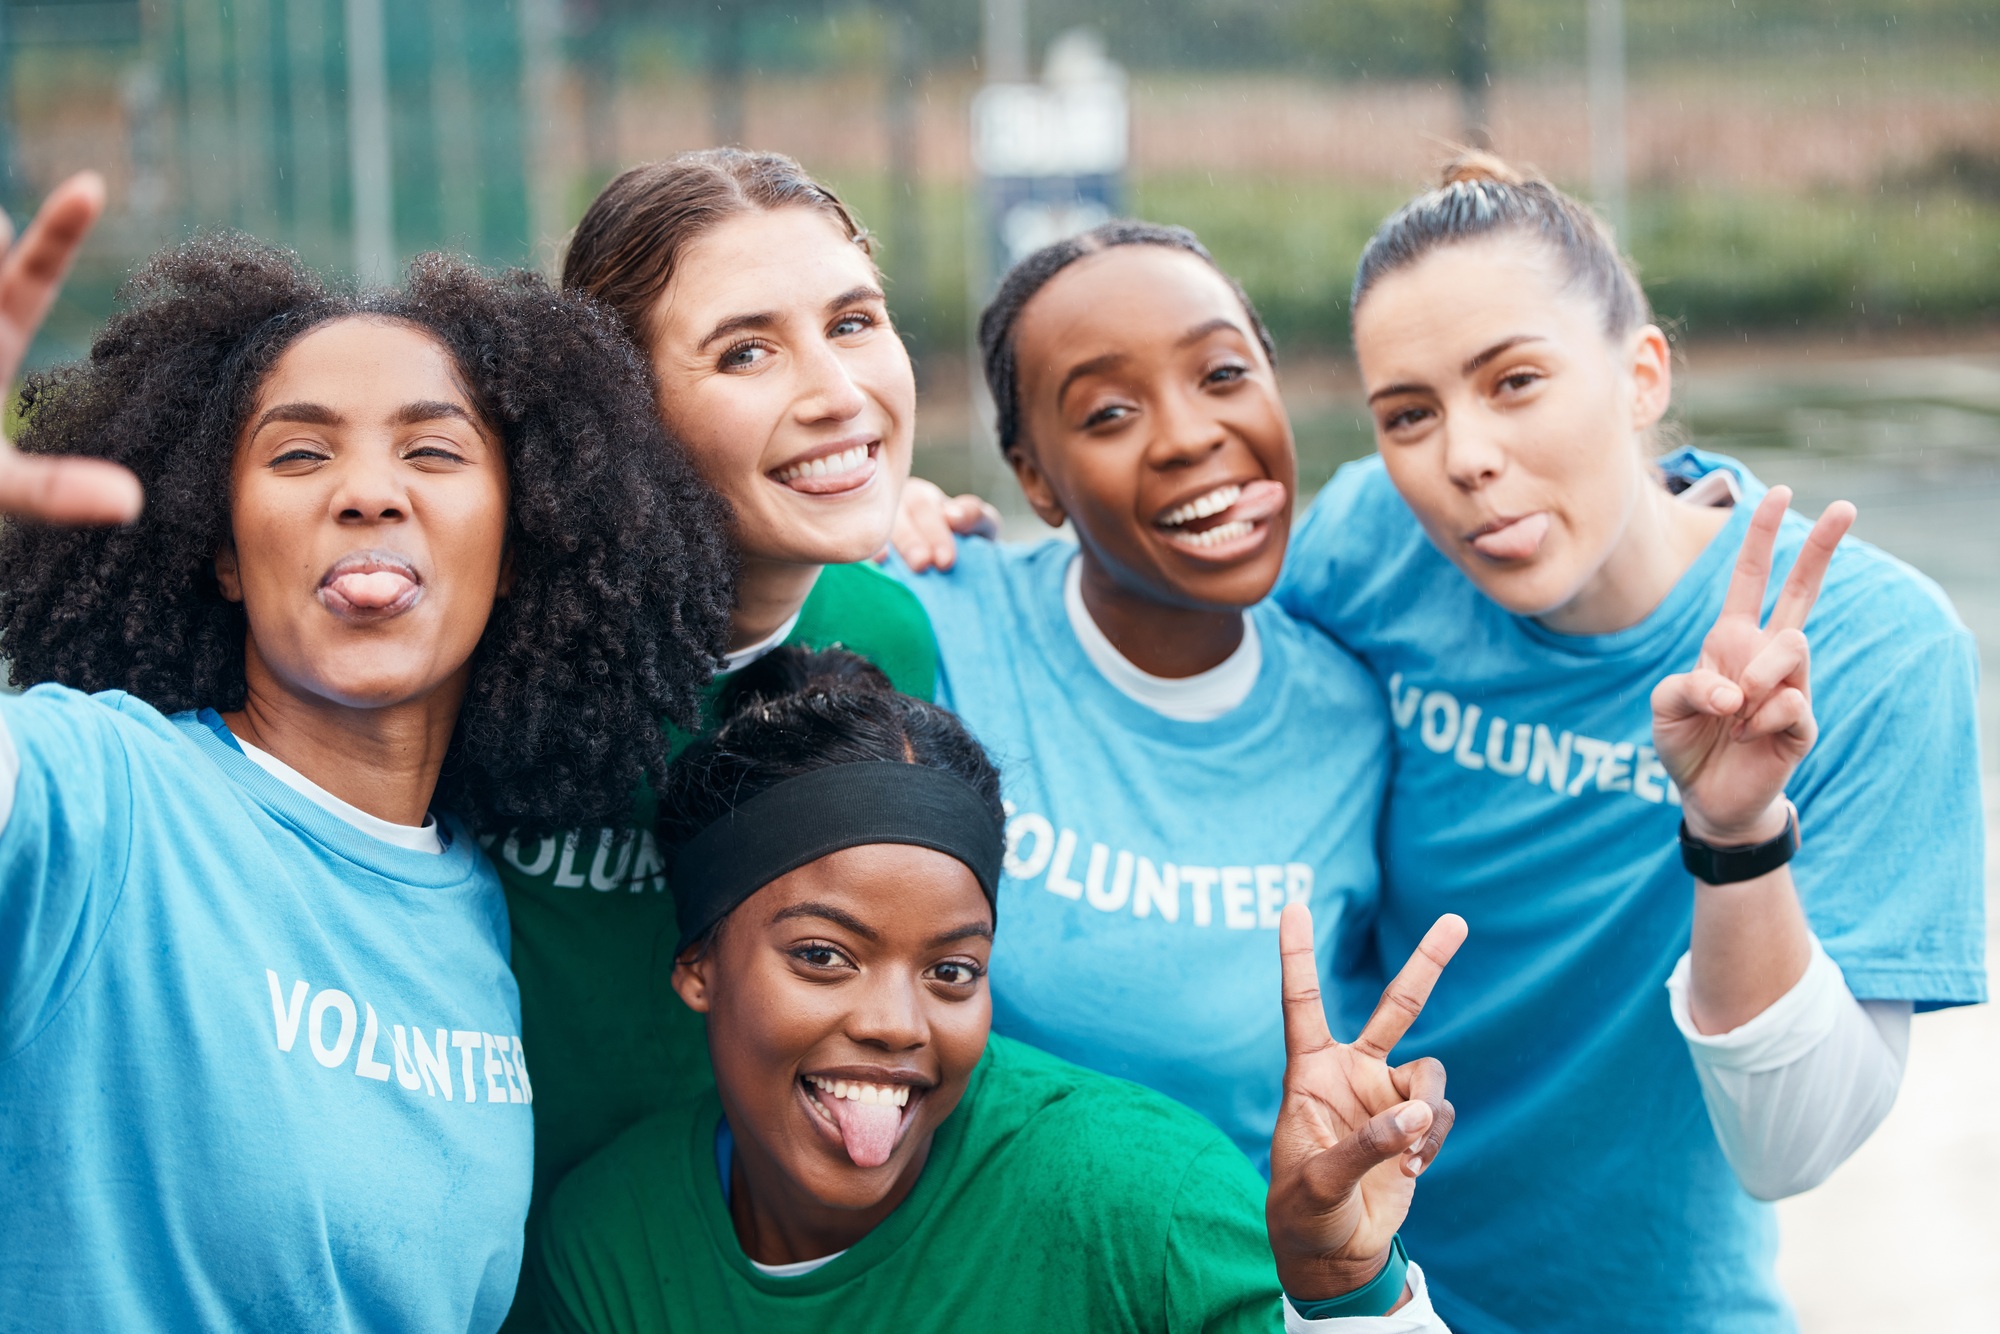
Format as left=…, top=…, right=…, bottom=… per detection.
left=1006, top=446, right=1068, bottom=531
left=671, top=953, right=715, bottom=1014
left=213, top=543, right=243, bottom=602
left=1627, top=324, right=1673, bottom=435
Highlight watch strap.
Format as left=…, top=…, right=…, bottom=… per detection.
left=1680, top=800, right=1799, bottom=885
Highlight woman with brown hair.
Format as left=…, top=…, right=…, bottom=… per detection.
left=498, top=150, right=941, bottom=1325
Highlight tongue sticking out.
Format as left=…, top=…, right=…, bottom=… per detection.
left=327, top=570, right=416, bottom=609
left=825, top=1094, right=903, bottom=1169
left=1216, top=478, right=1289, bottom=525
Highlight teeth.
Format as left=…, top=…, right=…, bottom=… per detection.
left=805, top=1074, right=911, bottom=1108
left=1168, top=519, right=1255, bottom=549
left=1159, top=484, right=1242, bottom=529
left=775, top=444, right=871, bottom=484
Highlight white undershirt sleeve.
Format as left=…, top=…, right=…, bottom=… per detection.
left=1285, top=1261, right=1452, bottom=1333
left=1666, top=937, right=1910, bottom=1201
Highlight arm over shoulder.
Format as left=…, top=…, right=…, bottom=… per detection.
left=0, top=686, right=140, bottom=1057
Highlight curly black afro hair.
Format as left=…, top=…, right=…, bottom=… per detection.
left=0, top=233, right=736, bottom=835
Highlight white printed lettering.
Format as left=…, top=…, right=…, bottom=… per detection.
left=1529, top=725, right=1573, bottom=794
left=1634, top=745, right=1668, bottom=803
left=1005, top=812, right=1056, bottom=880
left=1184, top=866, right=1218, bottom=927
left=1079, top=843, right=1114, bottom=911
left=1486, top=719, right=1531, bottom=776
left=308, top=989, right=357, bottom=1069
left=1221, top=866, right=1257, bottom=930
left=1045, top=829, right=1084, bottom=899
left=501, top=833, right=557, bottom=877
left=390, top=1024, right=423, bottom=1091
left=1599, top=741, right=1635, bottom=793
left=1568, top=736, right=1612, bottom=796
left=588, top=830, right=635, bottom=892
left=1452, top=704, right=1487, bottom=770
left=354, top=1003, right=392, bottom=1081
left=511, top=1037, right=533, bottom=1103
left=1419, top=692, right=1461, bottom=753
left=497, top=1035, right=525, bottom=1103
left=1284, top=863, right=1313, bottom=906
left=414, top=1027, right=453, bottom=1100
left=1088, top=848, right=1133, bottom=913
left=267, top=971, right=308, bottom=1052
left=1255, top=864, right=1287, bottom=928
left=1388, top=673, right=1422, bottom=729
left=452, top=1030, right=484, bottom=1102
left=1133, top=858, right=1180, bottom=922
left=483, top=1034, right=509, bottom=1102
left=552, top=834, right=588, bottom=889
left=629, top=830, right=667, bottom=893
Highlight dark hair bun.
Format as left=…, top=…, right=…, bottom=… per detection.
left=717, top=645, right=895, bottom=722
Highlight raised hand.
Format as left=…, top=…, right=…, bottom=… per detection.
left=0, top=171, right=143, bottom=525
left=878, top=476, right=999, bottom=572
left=1651, top=486, right=1854, bottom=845
left=1267, top=903, right=1466, bottom=1303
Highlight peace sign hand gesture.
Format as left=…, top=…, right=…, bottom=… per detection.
left=1651, top=486, right=1855, bottom=845
left=1266, top=903, right=1467, bottom=1303
left=0, top=171, right=143, bottom=525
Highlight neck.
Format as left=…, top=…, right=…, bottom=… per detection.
left=220, top=642, right=463, bottom=828
left=1537, top=474, right=1733, bottom=636
left=731, top=554, right=823, bottom=653
left=727, top=1120, right=933, bottom=1266
left=1077, top=552, right=1244, bottom=678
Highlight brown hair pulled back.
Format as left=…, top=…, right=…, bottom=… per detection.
left=562, top=148, right=873, bottom=346
left=1352, top=151, right=1650, bottom=340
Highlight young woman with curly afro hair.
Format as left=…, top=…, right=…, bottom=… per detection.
left=0, top=173, right=732, bottom=1333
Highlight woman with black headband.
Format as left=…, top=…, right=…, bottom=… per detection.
left=535, top=648, right=1469, bottom=1332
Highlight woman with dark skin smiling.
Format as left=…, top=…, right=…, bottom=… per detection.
left=878, top=222, right=1392, bottom=1176
left=0, top=174, right=728, bottom=1331
left=498, top=158, right=942, bottom=1305
left=902, top=156, right=1985, bottom=1333
left=538, top=649, right=1469, bottom=1332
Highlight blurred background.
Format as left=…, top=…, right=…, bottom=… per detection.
left=1, top=0, right=1994, bottom=1325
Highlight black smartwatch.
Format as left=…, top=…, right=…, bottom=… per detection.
left=1679, top=801, right=1799, bottom=884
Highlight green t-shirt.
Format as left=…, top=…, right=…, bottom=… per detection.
left=496, top=564, right=936, bottom=1328
left=535, top=1036, right=1285, bottom=1334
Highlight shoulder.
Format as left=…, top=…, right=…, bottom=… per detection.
left=1278, top=457, right=1451, bottom=642
left=2, top=684, right=186, bottom=760
left=795, top=562, right=940, bottom=700
left=540, top=1109, right=689, bottom=1279
left=880, top=537, right=1071, bottom=644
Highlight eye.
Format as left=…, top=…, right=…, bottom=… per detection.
left=404, top=437, right=470, bottom=465
left=268, top=445, right=329, bottom=469
left=1082, top=403, right=1134, bottom=430
left=1204, top=361, right=1248, bottom=387
left=720, top=340, right=773, bottom=372
left=1381, top=404, right=1433, bottom=433
left=1496, top=368, right=1543, bottom=394
left=830, top=311, right=876, bottom=338
left=925, top=957, right=985, bottom=988
left=788, top=940, right=855, bottom=974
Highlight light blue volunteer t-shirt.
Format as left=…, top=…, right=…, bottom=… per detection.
left=0, top=686, right=534, bottom=1333
left=890, top=538, right=1389, bottom=1169
left=1277, top=449, right=1988, bottom=1334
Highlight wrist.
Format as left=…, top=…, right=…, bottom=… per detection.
left=1682, top=796, right=1791, bottom=848
left=1285, top=1235, right=1411, bottom=1319
left=1277, top=1243, right=1391, bottom=1304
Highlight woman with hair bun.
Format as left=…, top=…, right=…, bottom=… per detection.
left=1271, top=153, right=1985, bottom=1332
left=0, top=175, right=730, bottom=1328
left=537, top=647, right=1470, bottom=1332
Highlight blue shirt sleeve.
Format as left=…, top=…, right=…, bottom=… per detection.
left=0, top=687, right=138, bottom=1056
left=1792, top=624, right=1987, bottom=1008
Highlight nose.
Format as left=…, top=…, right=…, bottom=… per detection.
left=330, top=446, right=409, bottom=524
left=791, top=336, right=869, bottom=428
left=1440, top=415, right=1508, bottom=493
left=844, top=969, right=928, bottom=1054
left=1146, top=383, right=1226, bottom=471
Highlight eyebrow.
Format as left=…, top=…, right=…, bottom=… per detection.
left=250, top=402, right=342, bottom=434
left=392, top=400, right=477, bottom=427
left=768, top=901, right=880, bottom=941
left=1055, top=352, right=1126, bottom=410
left=827, top=284, right=885, bottom=313
left=1177, top=317, right=1243, bottom=347
left=693, top=285, right=888, bottom=355
left=926, top=921, right=995, bottom=948
left=1364, top=334, right=1551, bottom=406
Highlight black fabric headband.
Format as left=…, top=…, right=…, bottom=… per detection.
left=670, top=761, right=1004, bottom=955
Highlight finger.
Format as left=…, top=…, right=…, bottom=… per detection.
left=1734, top=629, right=1809, bottom=714
left=0, top=173, right=106, bottom=384
left=1389, top=1056, right=1453, bottom=1176
left=1351, top=914, right=1467, bottom=1061
left=1278, top=901, right=1337, bottom=1062
left=1768, top=500, right=1856, bottom=633
left=1298, top=1100, right=1435, bottom=1204
left=1719, top=486, right=1789, bottom=622
left=945, top=495, right=1001, bottom=540
left=0, top=452, right=143, bottom=525
left=1736, top=685, right=1815, bottom=747
left=1652, top=667, right=1744, bottom=722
